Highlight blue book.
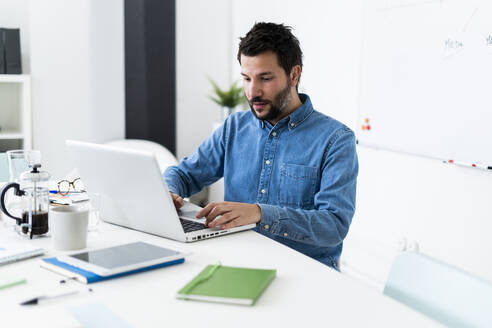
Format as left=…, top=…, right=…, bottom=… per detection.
left=41, top=255, right=184, bottom=284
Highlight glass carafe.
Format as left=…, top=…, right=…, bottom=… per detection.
left=1, top=150, right=41, bottom=228
left=0, top=163, right=50, bottom=239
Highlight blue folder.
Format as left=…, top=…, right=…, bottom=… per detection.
left=42, top=256, right=185, bottom=284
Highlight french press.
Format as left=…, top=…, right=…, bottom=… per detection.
left=0, top=164, right=51, bottom=239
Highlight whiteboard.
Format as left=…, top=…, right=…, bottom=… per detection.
left=358, top=0, right=492, bottom=166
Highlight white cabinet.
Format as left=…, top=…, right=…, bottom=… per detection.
left=0, top=74, right=31, bottom=151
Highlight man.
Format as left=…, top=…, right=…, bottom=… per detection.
left=164, top=22, right=358, bottom=270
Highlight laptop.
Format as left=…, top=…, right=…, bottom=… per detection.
left=66, top=140, right=256, bottom=242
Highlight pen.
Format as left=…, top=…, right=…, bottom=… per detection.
left=49, top=190, right=86, bottom=194
left=20, top=289, right=83, bottom=305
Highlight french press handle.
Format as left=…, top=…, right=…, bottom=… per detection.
left=0, top=182, right=25, bottom=225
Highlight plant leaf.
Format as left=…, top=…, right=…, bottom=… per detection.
left=208, top=77, right=246, bottom=108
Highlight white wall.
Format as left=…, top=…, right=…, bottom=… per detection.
left=176, top=0, right=232, bottom=160
left=29, top=0, right=125, bottom=179
left=346, top=147, right=492, bottom=288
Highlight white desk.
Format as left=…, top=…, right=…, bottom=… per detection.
left=0, top=220, right=441, bottom=327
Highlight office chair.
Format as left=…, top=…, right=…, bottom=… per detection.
left=384, top=251, right=492, bottom=327
left=106, top=139, right=178, bottom=173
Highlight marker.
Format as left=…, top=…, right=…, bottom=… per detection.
left=443, top=160, right=492, bottom=171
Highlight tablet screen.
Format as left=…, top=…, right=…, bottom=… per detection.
left=68, top=242, right=181, bottom=269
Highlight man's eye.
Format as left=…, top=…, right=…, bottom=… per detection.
left=243, top=77, right=251, bottom=81
left=262, top=77, right=272, bottom=81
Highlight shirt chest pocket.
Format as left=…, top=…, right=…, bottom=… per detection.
left=278, top=163, right=318, bottom=207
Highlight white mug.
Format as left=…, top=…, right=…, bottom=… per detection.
left=49, top=206, right=89, bottom=250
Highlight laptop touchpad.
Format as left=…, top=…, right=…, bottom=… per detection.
left=178, top=210, right=199, bottom=218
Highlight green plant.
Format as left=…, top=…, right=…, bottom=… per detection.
left=208, top=78, right=246, bottom=108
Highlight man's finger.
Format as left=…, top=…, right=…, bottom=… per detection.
left=197, top=202, right=231, bottom=219
left=207, top=211, right=238, bottom=228
left=174, top=199, right=183, bottom=208
left=195, top=202, right=217, bottom=218
left=170, top=192, right=184, bottom=208
left=205, top=204, right=232, bottom=221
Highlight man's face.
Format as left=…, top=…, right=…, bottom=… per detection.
left=240, top=51, right=292, bottom=122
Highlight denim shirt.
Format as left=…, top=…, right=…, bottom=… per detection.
left=164, top=94, right=358, bottom=269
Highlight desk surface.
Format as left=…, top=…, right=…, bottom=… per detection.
left=0, top=219, right=440, bottom=327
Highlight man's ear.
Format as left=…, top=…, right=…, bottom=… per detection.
left=290, top=65, right=301, bottom=88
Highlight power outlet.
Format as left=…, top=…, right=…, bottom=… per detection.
left=407, top=240, right=420, bottom=252
left=396, top=237, right=407, bottom=252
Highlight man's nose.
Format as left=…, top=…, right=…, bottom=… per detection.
left=248, top=81, right=262, bottom=99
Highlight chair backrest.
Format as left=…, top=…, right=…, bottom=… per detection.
left=384, top=252, right=492, bottom=327
left=105, top=139, right=178, bottom=173
left=0, top=153, right=9, bottom=182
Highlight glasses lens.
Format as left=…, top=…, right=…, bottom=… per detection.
left=58, top=180, right=71, bottom=195
left=72, top=178, right=85, bottom=192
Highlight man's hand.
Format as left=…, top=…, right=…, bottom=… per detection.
left=170, top=192, right=184, bottom=209
left=196, top=201, right=261, bottom=230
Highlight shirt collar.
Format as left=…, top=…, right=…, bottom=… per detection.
left=256, top=93, right=314, bottom=130
left=285, top=93, right=313, bottom=130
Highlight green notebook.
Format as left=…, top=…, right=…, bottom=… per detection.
left=177, top=264, right=276, bottom=305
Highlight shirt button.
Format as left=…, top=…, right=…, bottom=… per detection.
left=264, top=224, right=270, bottom=230
left=272, top=132, right=277, bottom=137
left=261, top=189, right=266, bottom=194
left=265, top=160, right=270, bottom=165
left=290, top=123, right=295, bottom=127
left=283, top=232, right=288, bottom=237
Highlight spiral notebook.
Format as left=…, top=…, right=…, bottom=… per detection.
left=0, top=245, right=45, bottom=266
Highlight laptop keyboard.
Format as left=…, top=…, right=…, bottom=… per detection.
left=180, top=218, right=207, bottom=233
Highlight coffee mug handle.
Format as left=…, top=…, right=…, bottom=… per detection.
left=0, top=182, right=25, bottom=224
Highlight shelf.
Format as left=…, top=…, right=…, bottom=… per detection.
left=0, top=132, right=24, bottom=139
left=0, top=74, right=31, bottom=150
left=0, top=74, right=31, bottom=83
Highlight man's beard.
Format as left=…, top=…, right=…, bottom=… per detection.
left=248, top=80, right=292, bottom=122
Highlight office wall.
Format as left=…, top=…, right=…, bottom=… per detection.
left=175, top=0, right=232, bottom=160
left=29, top=0, right=125, bottom=179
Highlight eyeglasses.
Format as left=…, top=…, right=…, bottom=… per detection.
left=57, top=178, right=85, bottom=196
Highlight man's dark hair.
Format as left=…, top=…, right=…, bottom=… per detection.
left=237, top=22, right=303, bottom=88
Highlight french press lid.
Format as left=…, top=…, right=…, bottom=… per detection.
left=19, top=164, right=50, bottom=183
